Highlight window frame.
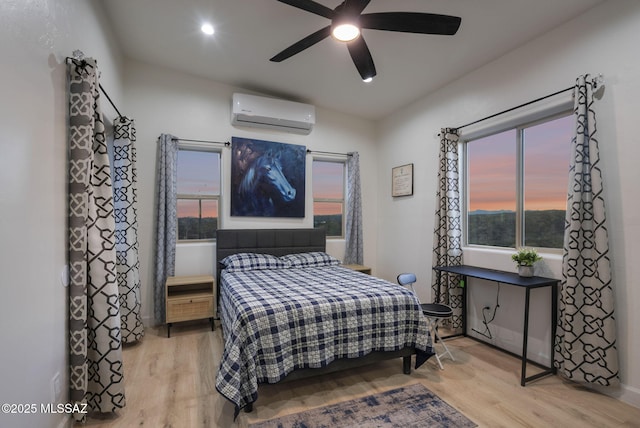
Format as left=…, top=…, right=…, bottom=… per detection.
left=312, top=157, right=347, bottom=239
left=176, top=144, right=222, bottom=243
left=462, top=109, right=573, bottom=253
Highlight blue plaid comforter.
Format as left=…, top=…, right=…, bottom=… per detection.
left=215, top=266, right=433, bottom=414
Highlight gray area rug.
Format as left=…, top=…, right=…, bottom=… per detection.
left=249, top=383, right=477, bottom=428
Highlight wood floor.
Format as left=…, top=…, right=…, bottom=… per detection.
left=78, top=321, right=640, bottom=428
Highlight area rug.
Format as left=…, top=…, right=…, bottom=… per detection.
left=249, top=383, right=477, bottom=428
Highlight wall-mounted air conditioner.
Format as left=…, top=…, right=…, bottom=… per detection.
left=231, top=93, right=316, bottom=135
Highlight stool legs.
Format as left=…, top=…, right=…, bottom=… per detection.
left=427, top=317, right=455, bottom=369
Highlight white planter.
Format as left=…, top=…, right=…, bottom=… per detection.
left=518, top=265, right=534, bottom=277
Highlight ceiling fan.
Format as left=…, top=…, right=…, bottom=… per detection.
left=270, top=0, right=462, bottom=82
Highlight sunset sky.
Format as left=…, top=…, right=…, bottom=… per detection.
left=468, top=114, right=572, bottom=212
left=177, top=150, right=220, bottom=218
left=176, top=116, right=571, bottom=221
left=313, top=160, right=344, bottom=215
left=177, top=150, right=220, bottom=195
left=176, top=152, right=345, bottom=217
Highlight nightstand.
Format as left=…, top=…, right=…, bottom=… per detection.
left=165, top=275, right=215, bottom=337
left=342, top=264, right=372, bottom=275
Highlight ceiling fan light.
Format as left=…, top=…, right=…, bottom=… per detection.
left=332, top=23, right=360, bottom=42
left=201, top=23, right=215, bottom=35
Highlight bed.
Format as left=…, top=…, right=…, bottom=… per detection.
left=214, top=228, right=433, bottom=416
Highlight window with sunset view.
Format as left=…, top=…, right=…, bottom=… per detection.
left=176, top=149, right=221, bottom=241
left=313, top=159, right=345, bottom=237
left=466, top=113, right=572, bottom=249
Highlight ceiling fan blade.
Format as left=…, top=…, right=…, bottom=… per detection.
left=360, top=12, right=461, bottom=35
left=342, top=0, right=372, bottom=16
left=276, top=0, right=334, bottom=19
left=347, top=36, right=376, bottom=80
left=270, top=26, right=332, bottom=62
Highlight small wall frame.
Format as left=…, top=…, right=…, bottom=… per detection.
left=392, top=163, right=414, bottom=197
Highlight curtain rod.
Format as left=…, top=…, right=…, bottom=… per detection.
left=454, top=74, right=604, bottom=133
left=65, top=56, right=126, bottom=121
left=171, top=138, right=230, bottom=146
left=306, top=149, right=352, bottom=157
left=455, top=86, right=573, bottom=132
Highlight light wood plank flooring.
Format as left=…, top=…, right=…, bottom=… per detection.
left=78, top=321, right=640, bottom=428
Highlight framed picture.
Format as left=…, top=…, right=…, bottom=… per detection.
left=392, top=163, right=413, bottom=197
left=230, top=136, right=306, bottom=217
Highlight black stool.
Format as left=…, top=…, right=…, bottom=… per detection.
left=397, top=273, right=455, bottom=370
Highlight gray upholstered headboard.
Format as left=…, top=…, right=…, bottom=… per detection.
left=215, top=228, right=327, bottom=306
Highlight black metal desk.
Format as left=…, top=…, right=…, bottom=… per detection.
left=433, top=265, right=559, bottom=386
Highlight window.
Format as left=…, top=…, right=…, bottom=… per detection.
left=465, top=113, right=572, bottom=249
left=177, top=148, right=221, bottom=241
left=312, top=159, right=345, bottom=237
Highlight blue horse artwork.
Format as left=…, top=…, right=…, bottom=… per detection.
left=231, top=137, right=305, bottom=217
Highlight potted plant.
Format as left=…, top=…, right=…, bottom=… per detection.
left=511, top=248, right=542, bottom=277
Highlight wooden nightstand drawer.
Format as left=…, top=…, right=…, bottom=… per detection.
left=167, top=294, right=213, bottom=323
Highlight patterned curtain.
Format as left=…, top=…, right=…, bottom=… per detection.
left=344, top=152, right=363, bottom=264
left=431, top=128, right=463, bottom=331
left=154, top=134, right=178, bottom=324
left=112, top=117, right=144, bottom=343
left=68, top=59, right=125, bottom=422
left=554, top=75, right=619, bottom=386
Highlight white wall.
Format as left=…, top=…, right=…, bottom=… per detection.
left=377, top=0, right=640, bottom=407
left=122, top=60, right=378, bottom=325
left=0, top=1, right=123, bottom=427
left=2, top=2, right=637, bottom=426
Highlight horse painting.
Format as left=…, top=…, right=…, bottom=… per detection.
left=231, top=137, right=305, bottom=217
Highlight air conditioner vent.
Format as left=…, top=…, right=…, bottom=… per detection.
left=231, top=93, right=315, bottom=135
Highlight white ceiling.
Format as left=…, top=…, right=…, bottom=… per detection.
left=101, top=0, right=605, bottom=120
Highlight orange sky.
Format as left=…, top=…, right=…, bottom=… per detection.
left=177, top=156, right=345, bottom=218
left=312, top=161, right=344, bottom=215
left=314, top=202, right=342, bottom=216
left=468, top=115, right=572, bottom=212
left=176, top=116, right=571, bottom=219
left=177, top=200, right=218, bottom=219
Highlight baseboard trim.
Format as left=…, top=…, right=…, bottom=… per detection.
left=590, top=381, right=640, bottom=409
left=57, top=414, right=71, bottom=428
left=142, top=315, right=157, bottom=327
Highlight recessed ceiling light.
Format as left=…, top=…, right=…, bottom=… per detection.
left=201, top=23, right=215, bottom=36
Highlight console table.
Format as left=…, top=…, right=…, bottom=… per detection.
left=433, top=265, right=559, bottom=386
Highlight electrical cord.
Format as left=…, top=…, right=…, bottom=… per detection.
left=472, top=283, right=501, bottom=339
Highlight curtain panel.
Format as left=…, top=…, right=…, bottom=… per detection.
left=68, top=59, right=125, bottom=422
left=154, top=134, right=178, bottom=324
left=112, top=117, right=144, bottom=343
left=344, top=152, right=363, bottom=264
left=431, top=128, right=463, bottom=331
left=555, top=75, right=619, bottom=386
